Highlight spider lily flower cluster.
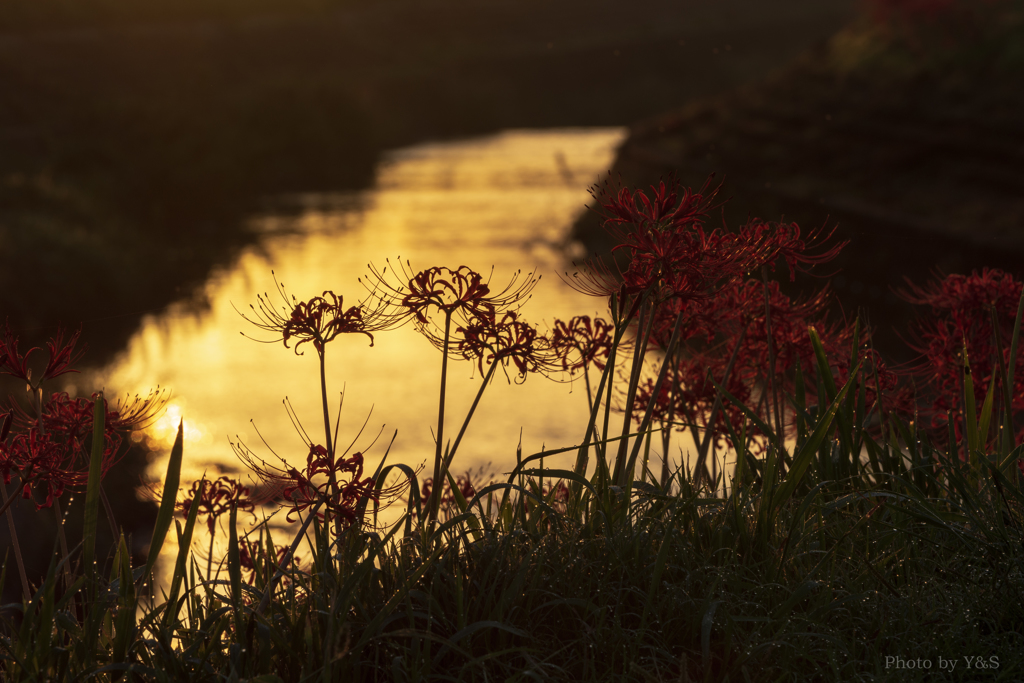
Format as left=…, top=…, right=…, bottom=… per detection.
left=240, top=271, right=401, bottom=353
left=900, top=267, right=1024, bottom=450
left=0, top=326, right=164, bottom=513
left=359, top=259, right=552, bottom=524
left=176, top=475, right=256, bottom=534
left=560, top=176, right=871, bottom=488
left=0, top=323, right=165, bottom=603
left=235, top=442, right=385, bottom=527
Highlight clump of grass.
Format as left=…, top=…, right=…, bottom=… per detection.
left=2, top=180, right=1024, bottom=681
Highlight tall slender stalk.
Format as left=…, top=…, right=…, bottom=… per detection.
left=623, top=309, right=685, bottom=487
left=428, top=311, right=455, bottom=525
left=317, top=346, right=341, bottom=538
left=318, top=348, right=336, bottom=465
left=599, top=328, right=619, bottom=467
left=1, top=482, right=30, bottom=599
left=613, top=298, right=655, bottom=483
left=442, top=360, right=500, bottom=476
left=693, top=325, right=749, bottom=487
left=571, top=319, right=629, bottom=479
left=761, top=266, right=785, bottom=469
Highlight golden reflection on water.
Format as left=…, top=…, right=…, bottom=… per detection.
left=96, top=128, right=627, bottom=501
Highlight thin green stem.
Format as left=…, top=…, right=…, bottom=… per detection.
left=600, top=339, right=616, bottom=470
left=571, top=320, right=629, bottom=484
left=443, top=360, right=500, bottom=475
left=1, top=482, right=30, bottom=599
left=761, top=266, right=786, bottom=469
left=52, top=498, right=73, bottom=592
left=318, top=347, right=335, bottom=462
left=623, top=309, right=685, bottom=487
left=428, top=311, right=454, bottom=526
left=693, top=324, right=749, bottom=487
left=207, top=524, right=216, bottom=583
left=583, top=366, right=594, bottom=417
left=614, top=298, right=654, bottom=483
left=318, top=345, right=342, bottom=540
left=0, top=486, right=18, bottom=522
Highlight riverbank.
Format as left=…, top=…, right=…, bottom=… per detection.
left=570, top=6, right=1024, bottom=359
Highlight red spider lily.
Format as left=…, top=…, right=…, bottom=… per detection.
left=0, top=325, right=165, bottom=515
left=403, top=266, right=494, bottom=324
left=456, top=311, right=557, bottom=382
left=237, top=440, right=397, bottom=527
left=10, top=390, right=166, bottom=451
left=645, top=278, right=838, bottom=383
left=569, top=178, right=847, bottom=322
left=240, top=271, right=401, bottom=355
left=598, top=177, right=748, bottom=305
left=619, top=226, right=740, bottom=303
left=644, top=295, right=722, bottom=351
left=0, top=324, right=84, bottom=385
left=559, top=261, right=650, bottom=335
left=900, top=269, right=1024, bottom=442
left=1, top=389, right=166, bottom=510
left=549, top=316, right=616, bottom=376
left=177, top=476, right=256, bottom=534
left=637, top=274, right=882, bottom=448
left=720, top=281, right=839, bottom=382
left=632, top=351, right=750, bottom=444
left=567, top=179, right=761, bottom=316
left=733, top=219, right=848, bottom=281
left=238, top=536, right=301, bottom=586
left=596, top=175, right=722, bottom=234
left=419, top=470, right=478, bottom=516
left=362, top=260, right=539, bottom=332
left=0, top=430, right=73, bottom=508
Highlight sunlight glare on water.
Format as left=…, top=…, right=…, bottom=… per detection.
left=97, top=128, right=627, bottom=494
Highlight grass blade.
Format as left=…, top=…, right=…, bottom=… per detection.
left=82, top=393, right=106, bottom=578
left=163, top=474, right=203, bottom=630
left=141, top=420, right=185, bottom=586
left=773, top=359, right=862, bottom=508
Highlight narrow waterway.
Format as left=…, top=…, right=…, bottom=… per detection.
left=95, top=128, right=628, bottom=502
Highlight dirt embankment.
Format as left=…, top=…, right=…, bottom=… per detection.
left=571, top=16, right=1024, bottom=359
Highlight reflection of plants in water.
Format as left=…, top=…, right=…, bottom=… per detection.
left=4, top=177, right=1024, bottom=680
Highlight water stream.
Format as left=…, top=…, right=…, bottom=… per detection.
left=95, top=128, right=628, bottom=503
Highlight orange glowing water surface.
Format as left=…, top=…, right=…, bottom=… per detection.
left=94, top=128, right=634, bottom=534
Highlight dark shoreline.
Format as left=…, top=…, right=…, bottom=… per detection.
left=569, top=33, right=1024, bottom=361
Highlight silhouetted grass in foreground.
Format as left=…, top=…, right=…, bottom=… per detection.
left=2, top=175, right=1023, bottom=680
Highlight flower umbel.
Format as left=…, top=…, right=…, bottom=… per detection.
left=362, top=259, right=539, bottom=336
left=237, top=441, right=378, bottom=526
left=239, top=271, right=400, bottom=355
left=457, top=311, right=556, bottom=383
left=0, top=324, right=84, bottom=385
left=549, top=315, right=616, bottom=376
left=177, top=476, right=256, bottom=534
